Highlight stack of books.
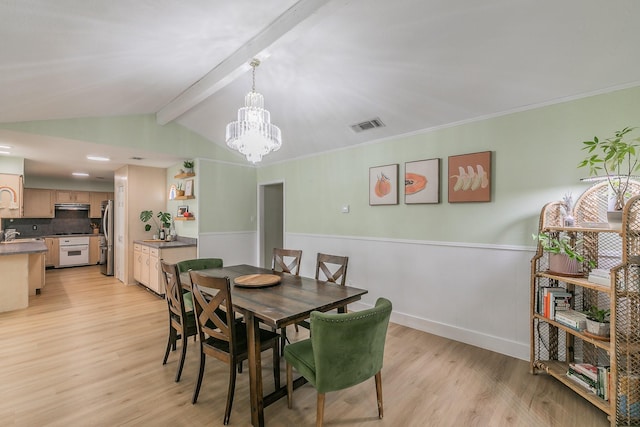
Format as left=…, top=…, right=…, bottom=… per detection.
left=567, top=363, right=610, bottom=400
left=555, top=309, right=587, bottom=331
left=588, top=268, right=610, bottom=286
left=538, top=287, right=572, bottom=319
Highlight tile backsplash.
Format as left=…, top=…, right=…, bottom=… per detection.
left=1, top=210, right=99, bottom=237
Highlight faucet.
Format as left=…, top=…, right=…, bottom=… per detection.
left=5, top=230, right=20, bottom=241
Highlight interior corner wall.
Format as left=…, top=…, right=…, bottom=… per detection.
left=255, top=85, right=640, bottom=360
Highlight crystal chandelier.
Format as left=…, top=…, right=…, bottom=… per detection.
left=225, top=59, right=282, bottom=163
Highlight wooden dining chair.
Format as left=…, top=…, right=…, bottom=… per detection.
left=189, top=271, right=281, bottom=425
left=285, top=298, right=392, bottom=427
left=160, top=261, right=198, bottom=382
left=316, top=252, right=349, bottom=313
left=272, top=248, right=303, bottom=350
left=272, top=248, right=302, bottom=275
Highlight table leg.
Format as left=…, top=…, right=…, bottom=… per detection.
left=246, top=312, right=264, bottom=427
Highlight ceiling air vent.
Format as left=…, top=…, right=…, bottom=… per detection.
left=350, top=117, right=385, bottom=133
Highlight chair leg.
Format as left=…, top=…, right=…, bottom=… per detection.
left=375, top=371, right=383, bottom=419
left=294, top=323, right=299, bottom=332
left=273, top=341, right=281, bottom=390
left=280, top=327, right=288, bottom=354
left=316, top=393, right=325, bottom=427
left=192, top=350, right=206, bottom=404
left=224, top=359, right=238, bottom=425
left=175, top=330, right=188, bottom=382
left=287, top=363, right=293, bottom=409
left=162, top=326, right=174, bottom=365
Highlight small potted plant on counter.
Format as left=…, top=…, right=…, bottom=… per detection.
left=585, top=306, right=610, bottom=338
left=140, top=210, right=172, bottom=240
left=90, top=222, right=100, bottom=234
left=533, top=232, right=595, bottom=276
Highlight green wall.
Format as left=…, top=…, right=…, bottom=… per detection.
left=257, top=86, right=640, bottom=246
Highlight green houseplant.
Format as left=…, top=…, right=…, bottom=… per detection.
left=533, top=232, right=594, bottom=275
left=140, top=210, right=171, bottom=235
left=183, top=160, right=194, bottom=174
left=585, top=306, right=610, bottom=337
left=578, top=126, right=640, bottom=211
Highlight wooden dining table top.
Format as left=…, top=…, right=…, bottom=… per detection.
left=182, top=264, right=368, bottom=329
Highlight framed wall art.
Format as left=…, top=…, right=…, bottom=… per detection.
left=447, top=151, right=491, bottom=203
left=177, top=205, right=189, bottom=217
left=369, top=164, right=398, bottom=205
left=184, top=179, right=194, bottom=197
left=405, top=158, right=440, bottom=204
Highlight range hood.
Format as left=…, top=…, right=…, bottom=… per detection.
left=54, top=203, right=90, bottom=211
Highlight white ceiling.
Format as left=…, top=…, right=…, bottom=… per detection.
left=1, top=0, right=639, bottom=183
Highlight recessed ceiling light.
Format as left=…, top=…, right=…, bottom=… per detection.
left=87, top=155, right=110, bottom=161
left=72, top=172, right=89, bottom=177
left=0, top=145, right=11, bottom=150
left=0, top=151, right=10, bottom=155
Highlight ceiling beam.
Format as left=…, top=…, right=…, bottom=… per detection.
left=156, top=0, right=333, bottom=125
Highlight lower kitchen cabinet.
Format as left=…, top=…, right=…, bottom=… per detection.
left=89, top=235, right=100, bottom=265
left=133, top=243, right=195, bottom=295
left=44, top=237, right=59, bottom=268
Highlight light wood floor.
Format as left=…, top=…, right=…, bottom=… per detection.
left=0, top=266, right=610, bottom=426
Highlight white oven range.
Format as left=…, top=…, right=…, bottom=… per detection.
left=59, top=236, right=90, bottom=267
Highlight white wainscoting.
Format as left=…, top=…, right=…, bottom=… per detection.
left=198, top=230, right=534, bottom=361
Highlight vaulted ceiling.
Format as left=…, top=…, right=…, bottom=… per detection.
left=1, top=0, right=639, bottom=182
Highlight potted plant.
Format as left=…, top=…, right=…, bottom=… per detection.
left=578, top=126, right=640, bottom=227
left=140, top=210, right=172, bottom=237
left=176, top=182, right=184, bottom=197
left=584, top=306, right=610, bottom=337
left=533, top=232, right=594, bottom=275
left=183, top=160, right=194, bottom=174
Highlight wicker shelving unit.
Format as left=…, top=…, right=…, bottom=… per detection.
left=531, top=181, right=640, bottom=426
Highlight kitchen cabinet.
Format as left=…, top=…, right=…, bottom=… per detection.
left=23, top=188, right=54, bottom=218
left=44, top=237, right=59, bottom=268
left=0, top=173, right=23, bottom=218
left=133, top=242, right=196, bottom=295
left=56, top=190, right=90, bottom=204
left=89, top=235, right=100, bottom=265
left=89, top=191, right=113, bottom=218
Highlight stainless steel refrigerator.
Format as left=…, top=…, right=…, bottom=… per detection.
left=100, top=200, right=114, bottom=276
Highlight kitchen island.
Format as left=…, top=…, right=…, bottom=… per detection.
left=0, top=239, right=47, bottom=312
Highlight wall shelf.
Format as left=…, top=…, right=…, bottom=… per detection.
left=173, top=195, right=194, bottom=200
left=174, top=172, right=195, bottom=179
left=174, top=217, right=195, bottom=221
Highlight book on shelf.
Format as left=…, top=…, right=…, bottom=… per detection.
left=554, top=309, right=587, bottom=330
left=541, top=288, right=572, bottom=319
left=587, top=268, right=611, bottom=286
left=567, top=363, right=610, bottom=400
left=538, top=286, right=565, bottom=315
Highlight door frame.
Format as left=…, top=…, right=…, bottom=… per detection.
left=257, top=180, right=285, bottom=268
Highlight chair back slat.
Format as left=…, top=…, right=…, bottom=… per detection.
left=189, top=271, right=236, bottom=352
left=272, top=248, right=302, bottom=275
left=315, top=253, right=349, bottom=286
left=161, top=261, right=188, bottom=321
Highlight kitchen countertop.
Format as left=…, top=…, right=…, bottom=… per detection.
left=0, top=240, right=47, bottom=255
left=134, top=239, right=196, bottom=249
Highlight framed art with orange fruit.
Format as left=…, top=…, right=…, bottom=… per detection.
left=370, top=163, right=398, bottom=205
left=405, top=158, right=440, bottom=204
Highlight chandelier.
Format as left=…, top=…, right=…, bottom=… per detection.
left=225, top=59, right=282, bottom=163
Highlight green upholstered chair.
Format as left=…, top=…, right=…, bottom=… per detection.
left=284, top=298, right=392, bottom=427
left=189, top=271, right=281, bottom=425
left=176, top=258, right=223, bottom=310
left=160, top=261, right=198, bottom=382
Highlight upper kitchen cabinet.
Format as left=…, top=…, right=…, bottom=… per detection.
left=56, top=190, right=90, bottom=204
left=23, top=188, right=54, bottom=218
left=0, top=174, right=23, bottom=218
left=89, top=192, right=113, bottom=218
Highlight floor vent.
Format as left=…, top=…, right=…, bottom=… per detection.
left=350, top=117, right=385, bottom=133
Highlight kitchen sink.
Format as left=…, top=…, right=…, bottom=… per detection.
left=1, top=238, right=43, bottom=244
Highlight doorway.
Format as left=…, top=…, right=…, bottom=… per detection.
left=258, top=181, right=284, bottom=268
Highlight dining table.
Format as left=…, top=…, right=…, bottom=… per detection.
left=180, top=263, right=368, bottom=427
